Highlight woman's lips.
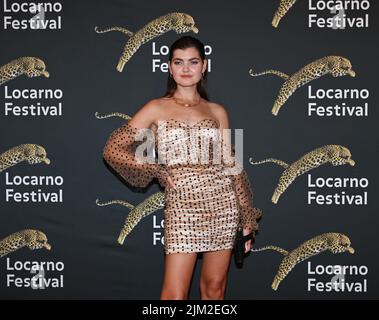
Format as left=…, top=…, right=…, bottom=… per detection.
left=180, top=75, right=193, bottom=78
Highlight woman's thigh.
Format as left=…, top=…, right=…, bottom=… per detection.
left=160, top=252, right=198, bottom=299
left=200, top=249, right=233, bottom=283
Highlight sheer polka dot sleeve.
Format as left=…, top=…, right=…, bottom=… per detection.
left=103, top=122, right=170, bottom=188
left=223, top=144, right=262, bottom=233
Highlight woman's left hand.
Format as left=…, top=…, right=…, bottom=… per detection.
left=243, top=227, right=253, bottom=253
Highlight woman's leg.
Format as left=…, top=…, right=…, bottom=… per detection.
left=160, top=252, right=198, bottom=300
left=199, top=249, right=233, bottom=300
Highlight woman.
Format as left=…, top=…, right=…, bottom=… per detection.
left=103, top=36, right=261, bottom=300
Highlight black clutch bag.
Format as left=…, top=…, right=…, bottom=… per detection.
left=233, top=227, right=255, bottom=268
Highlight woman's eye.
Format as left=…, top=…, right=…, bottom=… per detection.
left=174, top=61, right=182, bottom=65
left=191, top=61, right=199, bottom=65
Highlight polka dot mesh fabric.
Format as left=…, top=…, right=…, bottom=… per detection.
left=103, top=121, right=170, bottom=188
left=103, top=119, right=262, bottom=254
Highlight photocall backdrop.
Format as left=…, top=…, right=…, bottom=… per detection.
left=0, top=0, right=378, bottom=299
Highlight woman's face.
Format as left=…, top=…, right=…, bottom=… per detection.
left=169, top=47, right=207, bottom=88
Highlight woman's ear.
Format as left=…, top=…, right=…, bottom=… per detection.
left=202, top=59, right=208, bottom=73
left=168, top=62, right=172, bottom=76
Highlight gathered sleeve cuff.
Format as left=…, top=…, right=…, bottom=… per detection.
left=223, top=144, right=262, bottom=233
left=103, top=122, right=170, bottom=188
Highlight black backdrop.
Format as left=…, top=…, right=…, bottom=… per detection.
left=0, top=0, right=378, bottom=299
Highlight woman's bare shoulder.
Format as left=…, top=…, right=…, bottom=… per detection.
left=207, top=101, right=229, bottom=117
left=127, top=98, right=166, bottom=128
left=140, top=98, right=161, bottom=109
left=137, top=98, right=169, bottom=114
left=205, top=101, right=230, bottom=128
left=129, top=97, right=173, bottom=128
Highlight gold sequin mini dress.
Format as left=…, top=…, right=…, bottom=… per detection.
left=103, top=118, right=262, bottom=255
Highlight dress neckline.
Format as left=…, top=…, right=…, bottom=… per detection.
left=161, top=118, right=220, bottom=128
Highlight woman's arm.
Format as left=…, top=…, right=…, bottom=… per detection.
left=103, top=100, right=170, bottom=188
left=215, top=104, right=262, bottom=234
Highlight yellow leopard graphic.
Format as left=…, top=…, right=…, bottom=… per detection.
left=95, top=12, right=199, bottom=72
left=250, top=145, right=355, bottom=204
left=0, top=57, right=49, bottom=86
left=249, top=56, right=356, bottom=115
left=95, top=112, right=131, bottom=121
left=96, top=192, right=165, bottom=245
left=272, top=0, right=298, bottom=28
left=252, top=233, right=355, bottom=290
left=0, top=230, right=51, bottom=258
left=0, top=144, right=50, bottom=173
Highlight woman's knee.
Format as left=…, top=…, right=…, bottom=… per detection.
left=200, top=276, right=226, bottom=298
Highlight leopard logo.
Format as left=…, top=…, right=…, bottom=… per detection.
left=95, top=12, right=199, bottom=72
left=0, top=230, right=51, bottom=258
left=95, top=112, right=131, bottom=121
left=96, top=192, right=165, bottom=245
left=249, top=56, right=356, bottom=115
left=0, top=57, right=49, bottom=86
left=250, top=145, right=355, bottom=203
left=0, top=144, right=50, bottom=173
left=272, top=0, right=298, bottom=28
left=252, top=233, right=355, bottom=290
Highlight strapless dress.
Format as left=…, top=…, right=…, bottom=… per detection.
left=103, top=118, right=262, bottom=254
